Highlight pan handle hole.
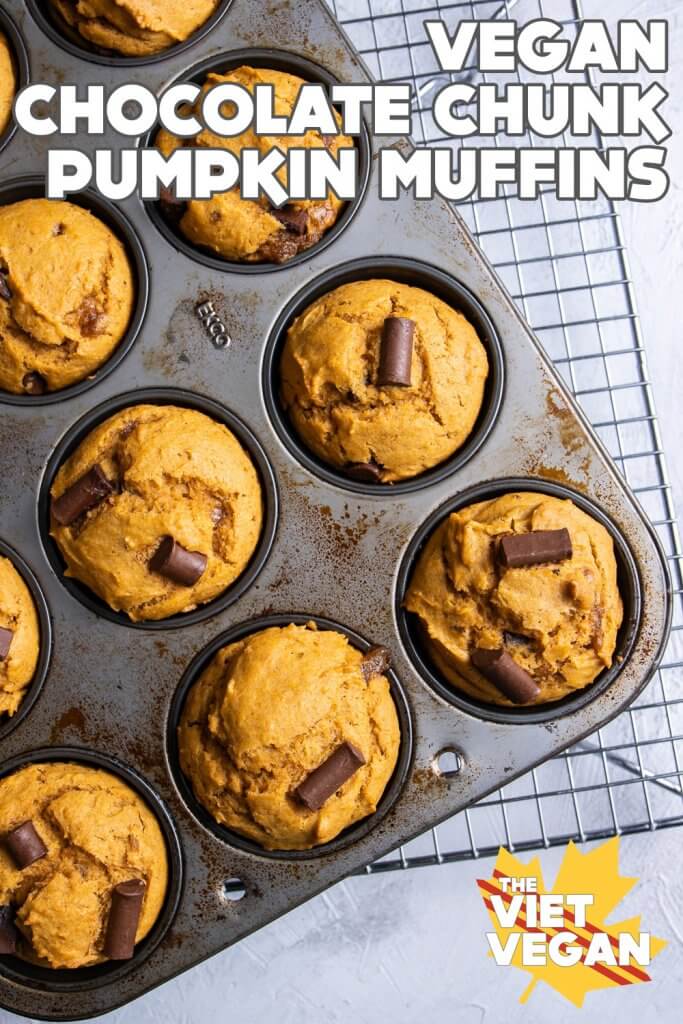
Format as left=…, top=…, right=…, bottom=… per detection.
left=221, top=878, right=246, bottom=902
left=434, top=748, right=463, bottom=779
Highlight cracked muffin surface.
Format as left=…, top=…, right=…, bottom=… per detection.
left=0, top=31, right=16, bottom=136
left=0, top=557, right=40, bottom=719
left=50, top=0, right=217, bottom=56
left=0, top=199, right=134, bottom=395
left=50, top=404, right=263, bottom=621
left=405, top=491, right=624, bottom=706
left=178, top=622, right=401, bottom=850
left=155, top=65, right=353, bottom=263
left=0, top=762, right=168, bottom=969
left=280, top=279, right=489, bottom=482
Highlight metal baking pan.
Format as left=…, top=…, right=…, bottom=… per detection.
left=0, top=0, right=671, bottom=1017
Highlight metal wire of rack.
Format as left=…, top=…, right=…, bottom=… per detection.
left=325, top=0, right=683, bottom=868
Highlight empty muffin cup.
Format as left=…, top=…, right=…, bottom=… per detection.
left=38, top=388, right=278, bottom=629
left=168, top=614, right=414, bottom=860
left=397, top=478, right=642, bottom=725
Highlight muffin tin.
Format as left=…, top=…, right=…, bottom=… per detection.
left=0, top=0, right=672, bottom=1017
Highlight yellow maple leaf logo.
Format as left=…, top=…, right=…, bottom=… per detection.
left=477, top=837, right=667, bottom=1007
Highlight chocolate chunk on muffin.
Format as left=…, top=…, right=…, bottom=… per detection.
left=178, top=623, right=401, bottom=850
left=0, top=199, right=134, bottom=395
left=280, top=279, right=489, bottom=482
left=50, top=0, right=217, bottom=57
left=0, top=31, right=16, bottom=137
left=0, top=556, right=39, bottom=719
left=49, top=404, right=263, bottom=622
left=0, top=762, right=167, bottom=968
left=155, top=66, right=354, bottom=264
left=405, top=491, right=623, bottom=706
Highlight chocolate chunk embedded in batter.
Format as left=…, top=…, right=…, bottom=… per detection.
left=471, top=648, right=540, bottom=704
left=22, top=371, right=47, bottom=395
left=159, top=186, right=186, bottom=225
left=149, top=536, right=207, bottom=587
left=0, top=627, right=13, bottom=662
left=295, top=742, right=366, bottom=810
left=51, top=464, right=113, bottom=526
left=378, top=317, right=414, bottom=387
left=273, top=207, right=308, bottom=235
left=498, top=529, right=572, bottom=569
left=78, top=297, right=107, bottom=337
left=3, top=820, right=47, bottom=869
left=360, top=645, right=392, bottom=681
left=0, top=274, right=10, bottom=301
left=345, top=461, right=383, bottom=483
left=104, top=879, right=146, bottom=960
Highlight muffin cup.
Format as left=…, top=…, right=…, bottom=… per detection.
left=263, top=256, right=505, bottom=495
left=0, top=175, right=149, bottom=407
left=38, top=387, right=279, bottom=630
left=0, top=6, right=29, bottom=157
left=167, top=613, right=414, bottom=860
left=140, top=47, right=372, bottom=274
left=26, top=0, right=233, bottom=67
left=0, top=539, right=52, bottom=742
left=396, top=477, right=643, bottom=725
left=0, top=745, right=183, bottom=992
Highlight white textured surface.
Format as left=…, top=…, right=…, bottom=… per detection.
left=3, top=2, right=682, bottom=1021
left=615, top=0, right=683, bottom=529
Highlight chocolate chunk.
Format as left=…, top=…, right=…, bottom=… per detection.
left=471, top=648, right=540, bottom=705
left=0, top=906, right=18, bottom=955
left=257, top=232, right=301, bottom=264
left=360, top=645, right=391, bottom=681
left=0, top=627, right=13, bottom=662
left=345, top=461, right=383, bottom=483
left=498, top=529, right=572, bottom=569
left=3, top=820, right=47, bottom=869
left=0, top=274, right=11, bottom=301
left=149, top=536, right=207, bottom=586
left=273, top=206, right=308, bottom=235
left=159, top=186, right=186, bottom=224
left=103, top=879, right=146, bottom=960
left=295, top=742, right=366, bottom=811
left=321, top=133, right=336, bottom=147
left=22, top=371, right=47, bottom=395
left=51, top=464, right=113, bottom=526
left=78, top=297, right=107, bottom=337
left=378, top=317, right=415, bottom=387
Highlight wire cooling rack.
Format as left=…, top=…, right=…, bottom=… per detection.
left=324, top=0, right=683, bottom=868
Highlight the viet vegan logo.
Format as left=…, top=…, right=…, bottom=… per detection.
left=477, top=838, right=666, bottom=1006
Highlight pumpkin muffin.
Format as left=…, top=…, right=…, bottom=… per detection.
left=50, top=0, right=217, bottom=57
left=178, top=622, right=401, bottom=850
left=405, top=491, right=623, bottom=706
left=50, top=404, right=263, bottom=621
left=156, top=65, right=354, bottom=263
left=0, top=762, right=168, bottom=968
left=0, top=199, right=134, bottom=395
left=281, top=279, right=489, bottom=482
left=0, top=556, right=39, bottom=719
